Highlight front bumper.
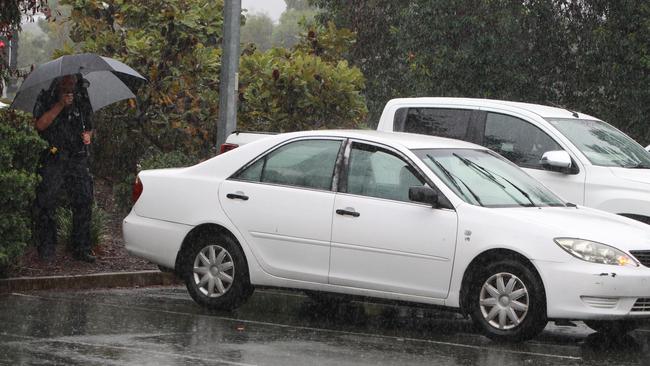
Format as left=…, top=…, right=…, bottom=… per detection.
left=536, top=259, right=650, bottom=319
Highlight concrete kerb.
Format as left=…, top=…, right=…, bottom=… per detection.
left=0, top=270, right=181, bottom=294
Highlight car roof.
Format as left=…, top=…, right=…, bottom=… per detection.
left=280, top=129, right=485, bottom=150
left=385, top=97, right=599, bottom=120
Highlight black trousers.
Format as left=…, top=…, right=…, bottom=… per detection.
left=33, top=150, right=94, bottom=257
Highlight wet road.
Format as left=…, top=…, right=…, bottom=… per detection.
left=1, top=286, right=649, bottom=365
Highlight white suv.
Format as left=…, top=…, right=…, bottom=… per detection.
left=377, top=98, right=650, bottom=223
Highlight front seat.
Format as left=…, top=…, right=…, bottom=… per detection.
left=398, top=165, right=424, bottom=202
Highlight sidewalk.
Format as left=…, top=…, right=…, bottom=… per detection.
left=0, top=270, right=181, bottom=294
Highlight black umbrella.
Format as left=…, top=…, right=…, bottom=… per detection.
left=11, top=53, right=146, bottom=113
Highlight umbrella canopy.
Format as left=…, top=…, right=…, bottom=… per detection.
left=11, top=53, right=146, bottom=113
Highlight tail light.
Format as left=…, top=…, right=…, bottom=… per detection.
left=220, top=143, right=239, bottom=154
left=132, top=175, right=143, bottom=203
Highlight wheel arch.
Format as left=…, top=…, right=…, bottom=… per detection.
left=458, top=248, right=546, bottom=315
left=174, top=223, right=248, bottom=274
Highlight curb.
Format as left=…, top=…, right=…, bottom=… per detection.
left=0, top=270, right=181, bottom=294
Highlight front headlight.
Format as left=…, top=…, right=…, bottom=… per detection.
left=554, top=238, right=638, bottom=267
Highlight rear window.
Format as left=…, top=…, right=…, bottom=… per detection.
left=394, top=108, right=472, bottom=140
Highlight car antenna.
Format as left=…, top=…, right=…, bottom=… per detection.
left=547, top=101, right=580, bottom=118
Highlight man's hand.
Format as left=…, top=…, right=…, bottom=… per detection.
left=60, top=93, right=74, bottom=107
left=81, top=131, right=92, bottom=145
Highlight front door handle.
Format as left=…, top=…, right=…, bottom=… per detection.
left=336, top=209, right=360, bottom=217
left=227, top=193, right=249, bottom=201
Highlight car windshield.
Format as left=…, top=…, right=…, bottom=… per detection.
left=547, top=118, right=650, bottom=168
left=414, top=149, right=566, bottom=208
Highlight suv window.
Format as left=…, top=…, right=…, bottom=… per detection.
left=346, top=142, right=425, bottom=202
left=235, top=139, right=342, bottom=190
left=395, top=108, right=472, bottom=140
left=483, top=113, right=562, bottom=169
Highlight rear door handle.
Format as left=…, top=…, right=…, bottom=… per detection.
left=336, top=209, right=360, bottom=217
left=227, top=193, right=249, bottom=201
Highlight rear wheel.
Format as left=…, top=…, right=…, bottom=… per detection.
left=180, top=233, right=253, bottom=310
left=468, top=259, right=547, bottom=342
left=584, top=320, right=639, bottom=335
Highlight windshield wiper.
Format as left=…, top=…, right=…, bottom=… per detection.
left=625, top=162, right=650, bottom=169
left=427, top=155, right=483, bottom=206
left=452, top=153, right=536, bottom=207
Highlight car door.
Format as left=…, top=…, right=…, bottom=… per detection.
left=219, top=138, right=344, bottom=283
left=479, top=112, right=586, bottom=204
left=329, top=141, right=458, bottom=299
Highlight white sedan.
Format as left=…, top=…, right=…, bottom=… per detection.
left=123, top=130, right=650, bottom=342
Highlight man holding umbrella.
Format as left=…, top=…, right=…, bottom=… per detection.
left=32, top=74, right=96, bottom=263
left=12, top=53, right=146, bottom=263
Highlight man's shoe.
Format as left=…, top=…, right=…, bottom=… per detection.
left=74, top=252, right=96, bottom=263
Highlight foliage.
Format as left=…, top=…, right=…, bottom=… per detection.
left=57, top=0, right=365, bottom=178
left=55, top=204, right=108, bottom=250
left=285, top=0, right=311, bottom=11
left=17, top=0, right=73, bottom=70
left=238, top=21, right=367, bottom=132
left=113, top=150, right=196, bottom=212
left=0, top=108, right=48, bottom=275
left=0, top=0, right=48, bottom=94
left=314, top=0, right=650, bottom=144
left=60, top=0, right=223, bottom=164
left=271, top=8, right=316, bottom=49
left=241, top=13, right=274, bottom=51
left=0, top=0, right=47, bottom=37
left=241, top=3, right=317, bottom=51
left=311, top=1, right=413, bottom=123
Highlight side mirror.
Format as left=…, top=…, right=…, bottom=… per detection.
left=540, top=150, right=572, bottom=173
left=645, top=145, right=650, bottom=153
left=409, top=186, right=439, bottom=207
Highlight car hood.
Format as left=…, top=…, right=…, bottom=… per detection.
left=492, top=206, right=650, bottom=252
left=609, top=167, right=650, bottom=185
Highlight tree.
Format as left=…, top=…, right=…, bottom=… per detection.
left=286, top=0, right=311, bottom=11
left=0, top=108, right=47, bottom=276
left=1, top=0, right=48, bottom=94
left=271, top=7, right=316, bottom=49
left=239, top=21, right=367, bottom=132
left=241, top=13, right=274, bottom=51
left=314, top=0, right=650, bottom=144
left=311, top=1, right=413, bottom=123
left=55, top=0, right=366, bottom=185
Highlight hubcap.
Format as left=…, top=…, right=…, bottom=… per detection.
left=479, top=272, right=529, bottom=330
left=192, top=245, right=235, bottom=298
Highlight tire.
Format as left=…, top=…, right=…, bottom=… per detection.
left=467, top=259, right=547, bottom=342
left=584, top=320, right=639, bottom=335
left=180, top=233, right=253, bottom=310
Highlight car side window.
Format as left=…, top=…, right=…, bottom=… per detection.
left=395, top=108, right=473, bottom=140
left=346, top=143, right=425, bottom=202
left=235, top=139, right=342, bottom=190
left=483, top=112, right=562, bottom=169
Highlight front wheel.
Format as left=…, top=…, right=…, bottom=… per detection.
left=468, top=259, right=547, bottom=342
left=584, top=320, right=639, bottom=335
left=180, top=233, right=253, bottom=310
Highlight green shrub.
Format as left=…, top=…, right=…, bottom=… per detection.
left=0, top=109, right=48, bottom=276
left=55, top=204, right=108, bottom=251
left=114, top=150, right=197, bottom=213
